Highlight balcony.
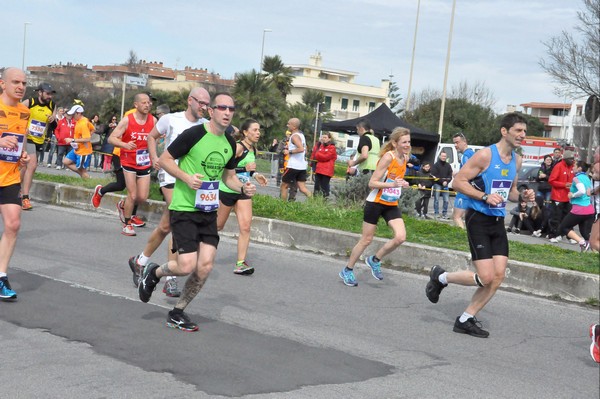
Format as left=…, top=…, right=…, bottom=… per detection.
left=332, top=110, right=360, bottom=120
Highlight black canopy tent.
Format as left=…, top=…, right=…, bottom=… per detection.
left=321, top=104, right=440, bottom=162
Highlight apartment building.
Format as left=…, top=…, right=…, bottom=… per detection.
left=286, top=52, right=390, bottom=120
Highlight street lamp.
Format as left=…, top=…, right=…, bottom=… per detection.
left=405, top=0, right=421, bottom=112
left=437, top=0, right=457, bottom=141
left=22, top=22, right=32, bottom=70
left=260, top=29, right=272, bottom=72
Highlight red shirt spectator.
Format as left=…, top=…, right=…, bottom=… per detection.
left=54, top=115, right=74, bottom=146
left=549, top=152, right=575, bottom=202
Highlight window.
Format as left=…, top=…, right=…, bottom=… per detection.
left=341, top=98, right=348, bottom=110
left=352, top=100, right=360, bottom=112
left=368, top=101, right=376, bottom=112
left=324, top=96, right=332, bottom=111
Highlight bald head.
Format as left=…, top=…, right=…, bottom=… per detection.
left=287, top=118, right=301, bottom=132
left=189, top=87, right=210, bottom=101
left=187, top=87, right=210, bottom=120
left=0, top=67, right=27, bottom=105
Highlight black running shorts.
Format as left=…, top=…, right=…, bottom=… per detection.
left=0, top=183, right=22, bottom=206
left=170, top=210, right=219, bottom=254
left=219, top=190, right=250, bottom=207
left=465, top=209, right=509, bottom=261
left=122, top=165, right=152, bottom=177
left=282, top=168, right=308, bottom=183
left=363, top=201, right=402, bottom=225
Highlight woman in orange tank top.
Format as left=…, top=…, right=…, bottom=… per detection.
left=339, top=127, right=411, bottom=287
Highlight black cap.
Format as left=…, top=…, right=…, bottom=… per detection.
left=146, top=92, right=157, bottom=102
left=37, top=83, right=56, bottom=94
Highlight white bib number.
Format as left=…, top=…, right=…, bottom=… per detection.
left=136, top=149, right=150, bottom=166
left=0, top=133, right=25, bottom=163
left=380, top=178, right=401, bottom=202
left=195, top=181, right=220, bottom=212
left=28, top=120, right=47, bottom=137
left=489, top=180, right=511, bottom=209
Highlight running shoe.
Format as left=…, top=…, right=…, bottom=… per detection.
left=569, top=238, right=578, bottom=245
left=122, top=223, right=136, bottom=236
left=233, top=261, right=255, bottom=275
left=166, top=310, right=199, bottom=332
left=116, top=199, right=125, bottom=223
left=128, top=255, right=143, bottom=287
left=590, top=324, right=600, bottom=363
left=580, top=241, right=590, bottom=252
left=130, top=215, right=146, bottom=228
left=365, top=255, right=383, bottom=280
left=425, top=265, right=447, bottom=304
left=91, top=185, right=103, bottom=208
left=532, top=230, right=542, bottom=237
left=138, top=263, right=160, bottom=303
left=339, top=267, right=358, bottom=287
left=22, top=197, right=32, bottom=211
left=453, top=316, right=489, bottom=338
left=0, top=277, right=17, bottom=301
left=163, top=277, right=181, bottom=297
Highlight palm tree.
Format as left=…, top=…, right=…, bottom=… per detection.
left=301, top=89, right=324, bottom=109
left=262, top=55, right=294, bottom=98
left=232, top=69, right=287, bottom=146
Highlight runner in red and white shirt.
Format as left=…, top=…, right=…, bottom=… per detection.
left=108, top=93, right=156, bottom=236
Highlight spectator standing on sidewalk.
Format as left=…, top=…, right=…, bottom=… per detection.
left=52, top=108, right=74, bottom=170
left=535, top=155, right=554, bottom=205
left=311, top=132, right=337, bottom=198
left=414, top=161, right=433, bottom=218
left=430, top=152, right=453, bottom=219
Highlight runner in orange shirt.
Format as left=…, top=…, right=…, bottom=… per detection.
left=0, top=67, right=31, bottom=300
left=63, top=105, right=94, bottom=179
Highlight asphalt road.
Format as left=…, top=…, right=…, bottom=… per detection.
left=1, top=204, right=598, bottom=398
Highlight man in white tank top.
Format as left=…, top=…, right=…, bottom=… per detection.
left=280, top=118, right=313, bottom=201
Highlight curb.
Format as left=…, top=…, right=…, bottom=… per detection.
left=29, top=180, right=599, bottom=304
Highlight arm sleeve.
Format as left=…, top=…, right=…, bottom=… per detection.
left=572, top=179, right=586, bottom=198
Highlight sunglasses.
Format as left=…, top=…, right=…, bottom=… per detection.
left=212, top=105, right=236, bottom=112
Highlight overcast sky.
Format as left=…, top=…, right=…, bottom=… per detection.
left=4, top=0, right=582, bottom=112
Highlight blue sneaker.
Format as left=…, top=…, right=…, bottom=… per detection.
left=365, top=256, right=383, bottom=280
left=339, top=268, right=357, bottom=287
left=0, top=277, right=17, bottom=301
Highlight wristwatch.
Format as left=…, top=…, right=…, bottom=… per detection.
left=481, top=194, right=488, bottom=202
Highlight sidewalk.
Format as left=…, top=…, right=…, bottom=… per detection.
left=26, top=177, right=599, bottom=303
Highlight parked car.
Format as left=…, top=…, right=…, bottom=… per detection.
left=336, top=148, right=357, bottom=164
left=517, top=162, right=541, bottom=193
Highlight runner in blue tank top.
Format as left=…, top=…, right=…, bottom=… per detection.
left=425, top=113, right=535, bottom=338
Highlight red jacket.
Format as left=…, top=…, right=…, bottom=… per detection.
left=54, top=117, right=74, bottom=145
left=312, top=142, right=337, bottom=177
left=548, top=159, right=574, bottom=202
